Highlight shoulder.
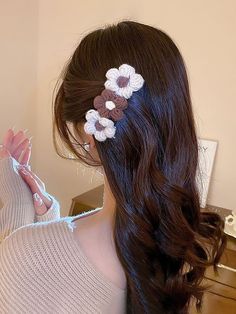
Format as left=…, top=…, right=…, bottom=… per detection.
left=0, top=217, right=76, bottom=298
left=71, top=213, right=127, bottom=291
left=0, top=218, right=68, bottom=263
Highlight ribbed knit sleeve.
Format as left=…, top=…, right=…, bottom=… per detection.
left=35, top=194, right=61, bottom=222
left=0, top=217, right=127, bottom=313
left=0, top=156, right=35, bottom=243
left=0, top=155, right=61, bottom=243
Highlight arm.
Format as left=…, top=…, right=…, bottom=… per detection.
left=17, top=166, right=61, bottom=223
left=0, top=129, right=60, bottom=243
left=35, top=194, right=61, bottom=222
left=0, top=156, right=35, bottom=243
left=0, top=155, right=61, bottom=244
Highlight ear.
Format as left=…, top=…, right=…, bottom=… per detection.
left=88, top=134, right=96, bottom=149
left=76, top=123, right=96, bottom=148
left=70, top=122, right=85, bottom=145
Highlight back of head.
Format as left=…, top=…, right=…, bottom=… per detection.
left=53, top=20, right=227, bottom=313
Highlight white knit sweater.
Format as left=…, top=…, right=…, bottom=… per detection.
left=0, top=156, right=127, bottom=313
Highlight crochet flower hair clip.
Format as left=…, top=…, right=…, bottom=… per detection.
left=84, top=63, right=145, bottom=142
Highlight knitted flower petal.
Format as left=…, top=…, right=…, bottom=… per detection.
left=104, top=125, right=116, bottom=138
left=97, top=107, right=110, bottom=118
left=117, top=86, right=133, bottom=99
left=129, top=73, right=145, bottom=91
left=101, top=89, right=115, bottom=100
left=84, top=121, right=96, bottom=134
left=114, top=97, right=128, bottom=109
left=94, top=130, right=107, bottom=142
left=104, top=80, right=119, bottom=93
left=99, top=117, right=115, bottom=128
left=111, top=108, right=125, bottom=121
left=119, top=64, right=135, bottom=77
left=85, top=109, right=100, bottom=122
left=105, top=68, right=120, bottom=80
left=93, top=95, right=105, bottom=109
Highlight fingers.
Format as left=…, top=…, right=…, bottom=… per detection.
left=18, top=167, right=52, bottom=208
left=27, top=169, right=45, bottom=191
left=19, top=143, right=32, bottom=166
left=33, top=193, right=48, bottom=216
left=0, top=145, right=11, bottom=160
left=2, top=129, right=14, bottom=151
left=8, top=130, right=25, bottom=152
left=2, top=128, right=32, bottom=165
left=18, top=166, right=45, bottom=191
left=12, top=138, right=30, bottom=161
left=17, top=164, right=52, bottom=216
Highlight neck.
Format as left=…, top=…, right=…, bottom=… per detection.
left=98, top=173, right=116, bottom=230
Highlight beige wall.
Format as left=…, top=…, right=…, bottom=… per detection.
left=0, top=0, right=38, bottom=169
left=1, top=0, right=235, bottom=215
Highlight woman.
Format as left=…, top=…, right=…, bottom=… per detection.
left=0, top=20, right=226, bottom=313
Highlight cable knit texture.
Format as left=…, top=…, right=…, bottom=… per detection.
left=0, top=156, right=127, bottom=313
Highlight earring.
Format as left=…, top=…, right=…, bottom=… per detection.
left=83, top=142, right=90, bottom=152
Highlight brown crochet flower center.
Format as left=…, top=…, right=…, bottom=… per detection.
left=95, top=120, right=105, bottom=131
left=116, top=76, right=130, bottom=88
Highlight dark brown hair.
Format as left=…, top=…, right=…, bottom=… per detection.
left=52, top=20, right=227, bottom=313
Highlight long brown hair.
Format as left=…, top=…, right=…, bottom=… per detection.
left=52, top=20, right=227, bottom=313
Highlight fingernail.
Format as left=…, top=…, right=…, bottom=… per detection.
left=0, top=145, right=8, bottom=154
left=24, top=164, right=31, bottom=171
left=29, top=136, right=33, bottom=142
left=20, top=168, right=29, bottom=175
left=23, top=129, right=29, bottom=133
left=33, top=193, right=43, bottom=206
left=11, top=125, right=16, bottom=131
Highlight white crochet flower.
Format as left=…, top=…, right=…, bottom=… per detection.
left=84, top=109, right=116, bottom=142
left=104, top=64, right=144, bottom=99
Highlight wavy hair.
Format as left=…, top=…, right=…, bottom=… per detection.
left=52, top=20, right=227, bottom=313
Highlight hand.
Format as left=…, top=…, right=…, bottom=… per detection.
left=0, top=127, right=52, bottom=216
left=17, top=165, right=53, bottom=216
left=0, top=128, right=32, bottom=165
